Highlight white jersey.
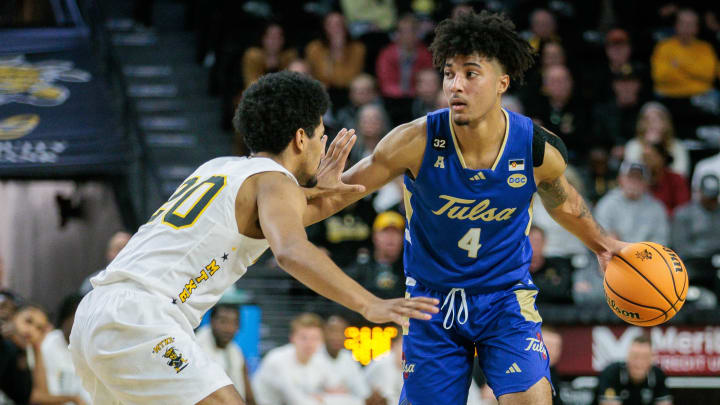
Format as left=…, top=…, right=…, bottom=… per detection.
left=91, top=156, right=296, bottom=327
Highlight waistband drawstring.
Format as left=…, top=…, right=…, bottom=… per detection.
left=441, top=288, right=468, bottom=330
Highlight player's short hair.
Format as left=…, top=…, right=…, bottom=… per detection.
left=210, top=303, right=240, bottom=321
left=290, top=312, right=324, bottom=334
left=632, top=335, right=652, bottom=347
left=430, top=10, right=536, bottom=84
left=233, top=71, right=329, bottom=155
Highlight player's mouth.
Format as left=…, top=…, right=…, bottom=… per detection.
left=450, top=99, right=467, bottom=111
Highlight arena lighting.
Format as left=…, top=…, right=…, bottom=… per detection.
left=344, top=326, right=398, bottom=365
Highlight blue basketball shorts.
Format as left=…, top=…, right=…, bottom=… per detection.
left=398, top=277, right=552, bottom=405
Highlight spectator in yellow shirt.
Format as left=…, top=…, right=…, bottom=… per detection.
left=651, top=8, right=720, bottom=137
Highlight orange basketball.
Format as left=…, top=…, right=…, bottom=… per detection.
left=604, top=242, right=688, bottom=326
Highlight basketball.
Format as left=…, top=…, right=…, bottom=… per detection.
left=604, top=242, right=688, bottom=326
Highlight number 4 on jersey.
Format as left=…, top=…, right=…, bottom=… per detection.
left=458, top=228, right=482, bottom=258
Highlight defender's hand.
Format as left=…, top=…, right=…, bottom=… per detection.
left=310, top=128, right=366, bottom=199
left=362, top=296, right=439, bottom=328
left=596, top=239, right=633, bottom=274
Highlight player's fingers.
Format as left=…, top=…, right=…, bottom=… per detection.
left=407, top=297, right=440, bottom=307
left=336, top=183, right=366, bottom=194
left=404, top=300, right=440, bottom=314
left=391, top=313, right=410, bottom=328
left=398, top=307, right=433, bottom=320
left=327, top=129, right=346, bottom=160
left=339, top=133, right=357, bottom=160
left=332, top=129, right=353, bottom=162
left=320, top=135, right=328, bottom=159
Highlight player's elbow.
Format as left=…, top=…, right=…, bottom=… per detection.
left=273, top=240, right=309, bottom=271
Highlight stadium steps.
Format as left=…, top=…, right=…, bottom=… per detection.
left=104, top=0, right=232, bottom=202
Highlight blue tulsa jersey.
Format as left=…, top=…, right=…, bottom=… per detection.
left=403, top=108, right=537, bottom=294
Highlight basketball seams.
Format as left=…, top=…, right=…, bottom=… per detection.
left=615, top=254, right=677, bottom=311
left=641, top=242, right=684, bottom=301
left=604, top=278, right=668, bottom=314
left=604, top=279, right=669, bottom=325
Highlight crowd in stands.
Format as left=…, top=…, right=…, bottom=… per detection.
left=198, top=0, right=720, bottom=307
left=3, top=0, right=720, bottom=404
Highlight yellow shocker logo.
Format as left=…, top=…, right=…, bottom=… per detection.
left=344, top=326, right=398, bottom=365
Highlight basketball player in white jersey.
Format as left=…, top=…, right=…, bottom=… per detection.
left=69, top=71, right=439, bottom=405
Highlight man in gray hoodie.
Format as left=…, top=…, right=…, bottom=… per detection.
left=594, top=161, right=669, bottom=245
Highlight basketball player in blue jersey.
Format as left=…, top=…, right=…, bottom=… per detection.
left=307, top=11, right=630, bottom=405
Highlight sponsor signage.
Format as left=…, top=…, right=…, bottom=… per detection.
left=556, top=325, right=720, bottom=376
left=0, top=48, right=127, bottom=177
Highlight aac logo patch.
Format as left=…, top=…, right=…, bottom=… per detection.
left=507, top=173, right=527, bottom=188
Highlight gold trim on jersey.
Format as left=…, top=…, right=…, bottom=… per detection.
left=403, top=184, right=414, bottom=223
left=448, top=108, right=510, bottom=171
left=525, top=195, right=535, bottom=235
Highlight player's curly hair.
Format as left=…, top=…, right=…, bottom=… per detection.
left=429, top=10, right=536, bottom=84
left=234, top=71, right=329, bottom=154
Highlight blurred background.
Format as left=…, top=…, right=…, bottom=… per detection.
left=1, top=0, right=720, bottom=404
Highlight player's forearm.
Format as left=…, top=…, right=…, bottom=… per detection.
left=274, top=240, right=379, bottom=316
left=304, top=190, right=367, bottom=225
left=539, top=177, right=613, bottom=254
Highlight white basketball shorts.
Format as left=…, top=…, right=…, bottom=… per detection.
left=69, top=282, right=233, bottom=405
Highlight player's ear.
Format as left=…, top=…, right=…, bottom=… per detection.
left=293, top=128, right=306, bottom=152
left=497, top=74, right=510, bottom=95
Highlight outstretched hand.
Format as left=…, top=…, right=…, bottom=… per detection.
left=596, top=239, right=633, bottom=274
left=310, top=128, right=366, bottom=198
left=362, top=296, right=440, bottom=328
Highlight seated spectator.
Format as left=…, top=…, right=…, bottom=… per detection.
left=364, top=335, right=403, bottom=405
left=241, top=23, right=298, bottom=90
left=586, top=28, right=650, bottom=103
left=592, top=71, right=645, bottom=149
left=305, top=12, right=366, bottom=104
left=252, top=313, right=335, bottom=405
left=334, top=74, right=383, bottom=134
left=411, top=68, right=441, bottom=119
left=307, top=196, right=376, bottom=268
left=522, top=9, right=561, bottom=52
left=320, top=315, right=371, bottom=402
left=528, top=226, right=573, bottom=304
left=624, top=102, right=690, bottom=176
left=0, top=294, right=31, bottom=404
left=594, top=161, right=669, bottom=245
left=79, top=231, right=131, bottom=295
left=641, top=141, right=690, bottom=216
left=4, top=305, right=86, bottom=405
left=346, top=211, right=405, bottom=300
left=196, top=304, right=255, bottom=404
left=40, top=294, right=91, bottom=404
left=350, top=104, right=391, bottom=164
left=532, top=165, right=587, bottom=258
left=651, top=8, right=720, bottom=136
left=527, top=65, right=590, bottom=165
left=671, top=174, right=720, bottom=283
left=691, top=146, right=720, bottom=192
left=518, top=39, right=567, bottom=107
left=583, top=147, right=618, bottom=205
left=0, top=289, right=19, bottom=327
left=595, top=336, right=672, bottom=405
left=376, top=13, right=433, bottom=99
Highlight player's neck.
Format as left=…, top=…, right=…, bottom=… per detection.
left=252, top=151, right=302, bottom=179
left=452, top=107, right=506, bottom=164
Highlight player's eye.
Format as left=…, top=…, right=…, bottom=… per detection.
left=443, top=71, right=453, bottom=78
